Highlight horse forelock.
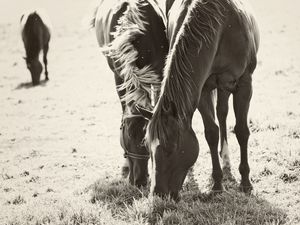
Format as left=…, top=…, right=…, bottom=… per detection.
left=147, top=0, right=226, bottom=144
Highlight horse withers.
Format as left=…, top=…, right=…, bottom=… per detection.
left=20, top=10, right=51, bottom=85
left=138, top=0, right=259, bottom=199
left=89, top=0, right=168, bottom=187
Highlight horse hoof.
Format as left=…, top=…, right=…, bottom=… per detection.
left=239, top=183, right=253, bottom=194
left=212, top=183, right=224, bottom=193
left=121, top=166, right=129, bottom=178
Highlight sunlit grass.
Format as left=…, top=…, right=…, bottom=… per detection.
left=4, top=176, right=287, bottom=225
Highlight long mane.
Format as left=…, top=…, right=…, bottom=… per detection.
left=147, top=0, right=226, bottom=142
left=90, top=0, right=163, bottom=109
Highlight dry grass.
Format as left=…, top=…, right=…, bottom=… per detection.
left=4, top=176, right=287, bottom=225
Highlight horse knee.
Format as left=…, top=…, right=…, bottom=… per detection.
left=234, top=123, right=249, bottom=144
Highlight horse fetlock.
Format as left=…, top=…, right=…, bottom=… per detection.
left=212, top=181, right=224, bottom=192
left=239, top=180, right=253, bottom=193
left=239, top=163, right=250, bottom=176
left=212, top=170, right=223, bottom=191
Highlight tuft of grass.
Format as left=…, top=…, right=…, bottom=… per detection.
left=279, top=173, right=298, bottom=183
left=90, top=179, right=148, bottom=207
left=259, top=167, right=273, bottom=177
left=7, top=195, right=26, bottom=205
left=4, top=178, right=288, bottom=225
left=87, top=178, right=287, bottom=225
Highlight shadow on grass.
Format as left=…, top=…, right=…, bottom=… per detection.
left=15, top=79, right=48, bottom=90
left=89, top=170, right=287, bottom=225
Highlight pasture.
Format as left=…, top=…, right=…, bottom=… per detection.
left=0, top=0, right=299, bottom=224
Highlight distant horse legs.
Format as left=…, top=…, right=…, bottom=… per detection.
left=43, top=43, right=49, bottom=80
left=216, top=89, right=231, bottom=170
left=199, top=88, right=223, bottom=191
left=233, top=73, right=253, bottom=192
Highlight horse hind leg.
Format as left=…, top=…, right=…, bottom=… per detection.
left=233, top=73, right=253, bottom=193
left=216, top=89, right=231, bottom=171
left=43, top=43, right=49, bottom=80
left=198, top=88, right=223, bottom=191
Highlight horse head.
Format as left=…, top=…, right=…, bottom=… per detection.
left=137, top=101, right=199, bottom=200
left=24, top=57, right=43, bottom=85
left=120, top=101, right=152, bottom=187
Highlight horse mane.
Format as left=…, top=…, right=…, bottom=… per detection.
left=90, top=0, right=162, bottom=110
left=147, top=0, right=226, bottom=143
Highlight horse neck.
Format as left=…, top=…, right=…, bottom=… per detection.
left=158, top=0, right=225, bottom=126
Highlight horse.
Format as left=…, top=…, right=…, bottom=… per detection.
left=89, top=0, right=168, bottom=187
left=20, top=10, right=51, bottom=85
left=137, top=0, right=259, bottom=199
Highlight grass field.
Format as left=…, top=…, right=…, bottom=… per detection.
left=0, top=0, right=299, bottom=224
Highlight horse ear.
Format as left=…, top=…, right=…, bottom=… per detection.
left=136, top=104, right=153, bottom=120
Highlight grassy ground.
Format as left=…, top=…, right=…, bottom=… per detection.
left=3, top=175, right=287, bottom=225
left=0, top=0, right=299, bottom=224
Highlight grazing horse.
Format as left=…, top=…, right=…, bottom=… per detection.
left=89, top=0, right=168, bottom=186
left=20, top=10, right=51, bottom=85
left=138, top=0, right=259, bottom=199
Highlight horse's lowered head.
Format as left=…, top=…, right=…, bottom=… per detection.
left=23, top=57, right=43, bottom=85
left=137, top=101, right=199, bottom=200
left=120, top=102, right=152, bottom=187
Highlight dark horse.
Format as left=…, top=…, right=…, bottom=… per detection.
left=89, top=0, right=168, bottom=186
left=138, top=0, right=259, bottom=199
left=20, top=10, right=51, bottom=85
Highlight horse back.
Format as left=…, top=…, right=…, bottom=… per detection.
left=21, top=10, right=51, bottom=60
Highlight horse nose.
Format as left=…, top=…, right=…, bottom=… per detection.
left=153, top=185, right=168, bottom=198
left=170, top=191, right=180, bottom=202
left=134, top=178, right=148, bottom=187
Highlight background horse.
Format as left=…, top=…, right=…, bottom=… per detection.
left=138, top=0, right=259, bottom=199
left=20, top=10, right=51, bottom=85
left=89, top=0, right=168, bottom=187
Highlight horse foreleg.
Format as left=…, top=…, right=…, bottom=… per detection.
left=233, top=74, right=253, bottom=193
left=216, top=89, right=231, bottom=170
left=43, top=43, right=49, bottom=80
left=198, top=88, right=223, bottom=191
